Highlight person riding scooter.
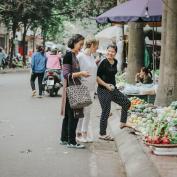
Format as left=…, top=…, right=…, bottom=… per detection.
left=45, top=48, right=62, bottom=80
left=43, top=48, right=62, bottom=96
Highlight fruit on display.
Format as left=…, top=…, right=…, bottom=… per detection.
left=139, top=105, right=177, bottom=145
left=129, top=97, right=145, bottom=106
left=115, top=73, right=126, bottom=83
left=115, top=73, right=126, bottom=90
left=127, top=98, right=177, bottom=145
left=128, top=114, right=142, bottom=125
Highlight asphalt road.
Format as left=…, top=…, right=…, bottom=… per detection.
left=0, top=72, right=126, bottom=177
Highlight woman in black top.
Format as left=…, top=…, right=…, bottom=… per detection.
left=97, top=45, right=131, bottom=141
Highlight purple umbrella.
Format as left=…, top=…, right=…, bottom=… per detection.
left=96, top=0, right=162, bottom=24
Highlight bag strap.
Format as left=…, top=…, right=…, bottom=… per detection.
left=67, top=73, right=77, bottom=86
left=67, top=73, right=82, bottom=86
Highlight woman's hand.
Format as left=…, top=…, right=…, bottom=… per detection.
left=80, top=71, right=90, bottom=78
left=139, top=73, right=144, bottom=79
left=136, top=73, right=140, bottom=77
left=135, top=73, right=142, bottom=82
left=97, top=76, right=114, bottom=91
left=105, top=84, right=113, bottom=91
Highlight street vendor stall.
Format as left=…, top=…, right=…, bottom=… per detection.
left=116, top=72, right=157, bottom=104
left=122, top=83, right=156, bottom=104
left=127, top=97, right=177, bottom=155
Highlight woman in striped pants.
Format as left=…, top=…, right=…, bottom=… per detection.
left=97, top=45, right=131, bottom=141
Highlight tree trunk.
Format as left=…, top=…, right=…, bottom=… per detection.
left=116, top=0, right=128, bottom=73
left=22, top=22, right=27, bottom=66
left=33, top=33, right=36, bottom=52
left=155, top=0, right=177, bottom=106
left=43, top=34, right=46, bottom=48
left=32, top=35, right=35, bottom=52
left=126, top=22, right=144, bottom=84
left=155, top=0, right=168, bottom=105
left=10, top=23, right=17, bottom=68
left=42, top=27, right=46, bottom=48
left=32, top=28, right=37, bottom=52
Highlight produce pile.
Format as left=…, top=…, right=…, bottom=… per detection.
left=128, top=97, right=177, bottom=145
left=115, top=73, right=126, bottom=90
left=115, top=73, right=126, bottom=84
left=129, top=97, right=145, bottom=109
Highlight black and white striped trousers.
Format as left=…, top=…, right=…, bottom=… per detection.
left=97, top=87, right=131, bottom=136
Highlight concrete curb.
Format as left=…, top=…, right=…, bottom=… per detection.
left=109, top=116, right=160, bottom=177
left=0, top=68, right=30, bottom=74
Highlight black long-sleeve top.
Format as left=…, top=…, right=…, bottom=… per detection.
left=97, top=58, right=117, bottom=89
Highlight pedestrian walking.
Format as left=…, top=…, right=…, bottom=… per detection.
left=60, top=34, right=90, bottom=149
left=30, top=45, right=47, bottom=98
left=76, top=37, right=99, bottom=143
left=0, top=48, right=6, bottom=70
left=97, top=45, right=131, bottom=141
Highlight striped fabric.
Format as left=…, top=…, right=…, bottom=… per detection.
left=63, top=52, right=80, bottom=80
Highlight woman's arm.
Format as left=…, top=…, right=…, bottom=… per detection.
left=135, top=73, right=140, bottom=83
left=97, top=76, right=112, bottom=91
left=72, top=71, right=90, bottom=78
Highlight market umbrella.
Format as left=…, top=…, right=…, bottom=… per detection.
left=96, top=0, right=162, bottom=24
left=96, top=0, right=162, bottom=84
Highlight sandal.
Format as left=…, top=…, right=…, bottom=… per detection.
left=99, top=135, right=114, bottom=141
left=120, top=122, right=133, bottom=129
left=109, top=112, right=113, bottom=117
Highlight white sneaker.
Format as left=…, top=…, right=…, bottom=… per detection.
left=79, top=137, right=88, bottom=143
left=67, top=143, right=85, bottom=149
left=32, top=90, right=36, bottom=97
left=77, top=137, right=93, bottom=143
left=76, top=136, right=88, bottom=143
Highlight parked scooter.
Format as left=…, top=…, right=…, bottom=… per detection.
left=44, top=69, right=62, bottom=97
left=2, top=56, right=9, bottom=69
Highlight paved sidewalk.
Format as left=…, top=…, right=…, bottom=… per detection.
left=0, top=68, right=30, bottom=74
left=108, top=103, right=177, bottom=177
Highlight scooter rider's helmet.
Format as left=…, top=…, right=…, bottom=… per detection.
left=51, top=47, right=58, bottom=55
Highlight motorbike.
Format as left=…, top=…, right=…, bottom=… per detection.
left=2, top=56, right=9, bottom=69
left=44, top=69, right=63, bottom=97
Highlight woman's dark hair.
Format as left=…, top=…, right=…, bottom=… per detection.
left=141, top=67, right=152, bottom=78
left=107, top=44, right=117, bottom=53
left=68, top=34, right=85, bottom=49
left=36, top=45, right=43, bottom=52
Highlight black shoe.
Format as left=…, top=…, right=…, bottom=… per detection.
left=60, top=141, right=68, bottom=145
